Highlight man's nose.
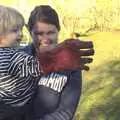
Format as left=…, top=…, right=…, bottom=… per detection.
left=42, top=34, right=49, bottom=41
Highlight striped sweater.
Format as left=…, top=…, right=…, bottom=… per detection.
left=0, top=47, right=41, bottom=119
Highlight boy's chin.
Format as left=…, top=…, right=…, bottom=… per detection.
left=11, top=41, right=20, bottom=48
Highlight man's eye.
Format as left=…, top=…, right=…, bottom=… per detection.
left=35, top=32, right=44, bottom=36
left=34, top=31, right=55, bottom=36
left=47, top=31, right=55, bottom=35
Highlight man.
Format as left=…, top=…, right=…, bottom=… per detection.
left=22, top=5, right=94, bottom=120
left=0, top=5, right=94, bottom=120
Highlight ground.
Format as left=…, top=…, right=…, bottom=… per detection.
left=75, top=31, right=120, bottom=120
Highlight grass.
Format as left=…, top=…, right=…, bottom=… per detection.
left=75, top=31, right=120, bottom=120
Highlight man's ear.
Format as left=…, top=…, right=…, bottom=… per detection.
left=25, top=24, right=32, bottom=35
left=25, top=24, right=29, bottom=29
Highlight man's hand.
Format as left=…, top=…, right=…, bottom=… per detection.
left=37, top=39, right=94, bottom=74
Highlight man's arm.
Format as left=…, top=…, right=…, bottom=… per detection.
left=40, top=70, right=82, bottom=120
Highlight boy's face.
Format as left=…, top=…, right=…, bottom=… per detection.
left=3, top=28, right=23, bottom=47
left=31, top=21, right=59, bottom=51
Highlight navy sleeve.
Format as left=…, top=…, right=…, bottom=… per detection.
left=40, top=70, right=82, bottom=120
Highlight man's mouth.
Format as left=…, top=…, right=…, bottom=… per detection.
left=39, top=41, right=50, bottom=47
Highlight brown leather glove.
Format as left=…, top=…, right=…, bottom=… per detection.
left=37, top=39, right=94, bottom=74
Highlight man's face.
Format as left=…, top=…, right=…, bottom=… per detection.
left=31, top=21, right=59, bottom=51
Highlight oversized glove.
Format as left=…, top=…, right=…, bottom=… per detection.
left=37, top=39, right=94, bottom=74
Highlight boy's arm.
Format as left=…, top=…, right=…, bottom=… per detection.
left=8, top=52, right=42, bottom=77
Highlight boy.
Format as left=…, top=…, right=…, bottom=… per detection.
left=0, top=5, right=94, bottom=119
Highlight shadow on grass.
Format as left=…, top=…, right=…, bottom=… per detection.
left=76, top=59, right=120, bottom=120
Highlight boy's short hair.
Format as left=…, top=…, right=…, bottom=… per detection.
left=28, top=5, right=60, bottom=32
left=0, top=5, right=24, bottom=35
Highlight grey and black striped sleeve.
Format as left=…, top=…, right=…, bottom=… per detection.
left=8, top=52, right=42, bottom=77
left=40, top=70, right=82, bottom=120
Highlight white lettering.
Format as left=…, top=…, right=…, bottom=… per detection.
left=38, top=73, right=68, bottom=92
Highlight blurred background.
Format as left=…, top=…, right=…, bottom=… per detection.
left=1, top=0, right=120, bottom=120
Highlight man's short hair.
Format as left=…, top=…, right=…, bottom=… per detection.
left=28, top=5, right=60, bottom=32
left=0, top=5, right=24, bottom=35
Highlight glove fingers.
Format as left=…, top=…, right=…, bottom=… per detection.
left=79, top=58, right=93, bottom=64
left=79, top=65, right=90, bottom=71
left=64, top=39, right=94, bottom=49
left=79, top=49, right=94, bottom=56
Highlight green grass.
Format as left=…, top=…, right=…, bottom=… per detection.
left=75, top=31, right=120, bottom=120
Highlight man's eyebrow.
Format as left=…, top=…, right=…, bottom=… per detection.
left=34, top=31, right=44, bottom=34
left=34, top=30, right=56, bottom=34
left=48, top=30, right=56, bottom=33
